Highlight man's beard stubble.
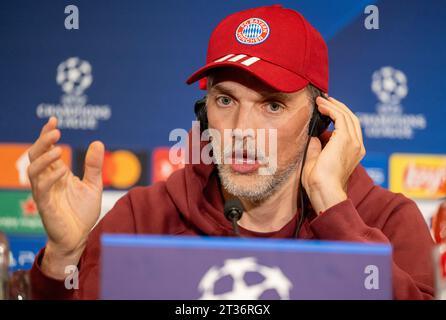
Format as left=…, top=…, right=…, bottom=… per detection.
left=212, top=135, right=307, bottom=204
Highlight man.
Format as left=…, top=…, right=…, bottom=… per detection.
left=28, top=5, right=434, bottom=299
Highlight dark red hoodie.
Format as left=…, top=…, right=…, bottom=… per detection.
left=30, top=133, right=435, bottom=300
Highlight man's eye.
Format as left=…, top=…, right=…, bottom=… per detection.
left=216, top=96, right=233, bottom=106
left=265, top=102, right=284, bottom=113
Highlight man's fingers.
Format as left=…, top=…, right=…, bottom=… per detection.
left=27, top=146, right=63, bottom=181
left=40, top=117, right=58, bottom=136
left=305, top=137, right=322, bottom=163
left=316, top=97, right=351, bottom=136
left=39, top=165, right=67, bottom=194
left=302, top=137, right=322, bottom=186
left=317, top=96, right=364, bottom=155
left=325, top=97, right=357, bottom=141
left=327, top=97, right=357, bottom=121
left=28, top=129, right=61, bottom=162
left=328, top=96, right=365, bottom=156
left=82, top=141, right=105, bottom=188
left=326, top=97, right=364, bottom=146
left=29, top=117, right=59, bottom=162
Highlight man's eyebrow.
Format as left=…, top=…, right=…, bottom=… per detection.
left=259, top=91, right=292, bottom=102
left=209, top=84, right=237, bottom=96
left=209, top=84, right=292, bottom=102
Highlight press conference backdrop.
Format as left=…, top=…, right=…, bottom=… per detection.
left=0, top=0, right=445, bottom=272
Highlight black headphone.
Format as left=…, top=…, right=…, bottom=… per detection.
left=308, top=92, right=332, bottom=137
left=194, top=96, right=208, bottom=132
left=194, top=93, right=332, bottom=238
left=295, top=91, right=331, bottom=237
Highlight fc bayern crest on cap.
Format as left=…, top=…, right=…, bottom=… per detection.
left=235, top=18, right=270, bottom=45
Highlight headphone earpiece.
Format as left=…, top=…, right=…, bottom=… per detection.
left=194, top=96, right=208, bottom=132
left=308, top=92, right=331, bottom=137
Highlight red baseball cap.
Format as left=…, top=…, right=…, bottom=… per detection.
left=186, top=4, right=329, bottom=93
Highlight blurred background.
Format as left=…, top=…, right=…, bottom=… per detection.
left=0, top=0, right=445, bottom=275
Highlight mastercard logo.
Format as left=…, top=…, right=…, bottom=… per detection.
left=103, top=150, right=142, bottom=189
left=75, top=149, right=148, bottom=190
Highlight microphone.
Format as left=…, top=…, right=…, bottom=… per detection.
left=224, top=198, right=244, bottom=237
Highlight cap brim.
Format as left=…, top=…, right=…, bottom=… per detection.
left=186, top=56, right=309, bottom=93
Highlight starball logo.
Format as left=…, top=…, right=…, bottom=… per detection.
left=36, top=57, right=111, bottom=130
left=357, top=66, right=426, bottom=139
left=198, top=257, right=292, bottom=300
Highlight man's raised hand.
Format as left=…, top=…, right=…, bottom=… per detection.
left=27, top=117, right=105, bottom=279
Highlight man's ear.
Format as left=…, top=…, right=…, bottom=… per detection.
left=194, top=96, right=208, bottom=132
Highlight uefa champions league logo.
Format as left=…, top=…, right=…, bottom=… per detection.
left=371, top=66, right=407, bottom=107
left=57, top=57, right=93, bottom=97
left=36, top=57, right=111, bottom=130
left=356, top=66, right=426, bottom=139
left=198, top=257, right=292, bottom=300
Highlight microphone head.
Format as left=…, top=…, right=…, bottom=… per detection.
left=224, top=198, right=244, bottom=222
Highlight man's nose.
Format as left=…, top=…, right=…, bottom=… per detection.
left=233, top=104, right=257, bottom=131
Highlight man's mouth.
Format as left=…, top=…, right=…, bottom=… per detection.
left=229, top=150, right=261, bottom=174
